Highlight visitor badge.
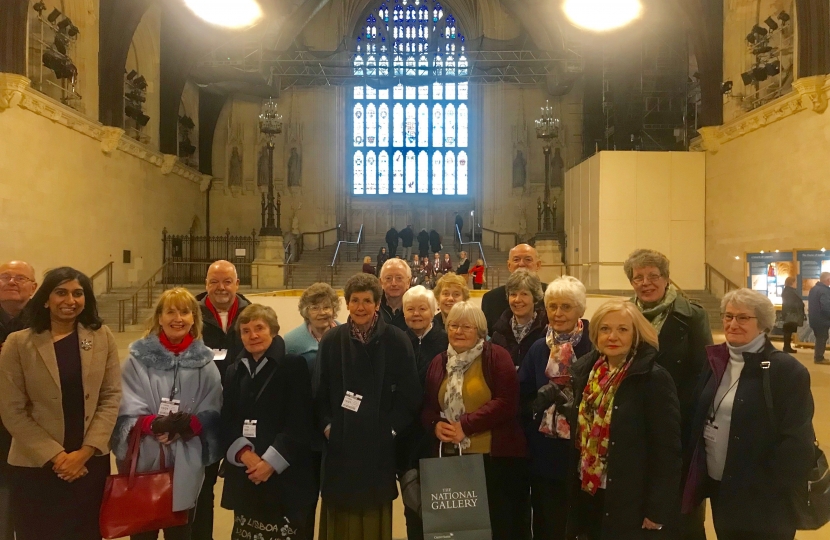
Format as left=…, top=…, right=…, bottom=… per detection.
left=158, top=398, right=180, bottom=416
left=703, top=421, right=718, bottom=443
left=243, top=420, right=257, bottom=438
left=212, top=349, right=228, bottom=361
left=341, top=391, right=363, bottom=412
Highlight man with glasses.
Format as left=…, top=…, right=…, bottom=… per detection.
left=808, top=272, right=830, bottom=364
left=379, top=258, right=412, bottom=331
left=481, top=244, right=546, bottom=335
left=194, top=259, right=250, bottom=540
left=624, top=249, right=711, bottom=540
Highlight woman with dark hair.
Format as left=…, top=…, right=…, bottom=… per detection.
left=315, top=273, right=421, bottom=540
left=0, top=267, right=122, bottom=540
left=376, top=248, right=389, bottom=277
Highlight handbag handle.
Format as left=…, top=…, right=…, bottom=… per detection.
left=127, top=416, right=168, bottom=489
left=438, top=441, right=463, bottom=458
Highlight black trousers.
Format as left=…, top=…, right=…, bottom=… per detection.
left=679, top=501, right=707, bottom=540
left=306, top=451, right=322, bottom=536
left=782, top=322, right=798, bottom=351
left=473, top=282, right=483, bottom=290
left=388, top=243, right=398, bottom=258
left=191, top=460, right=220, bottom=540
left=574, top=488, right=605, bottom=540
left=0, top=464, right=13, bottom=540
left=483, top=455, right=531, bottom=540
left=529, top=476, right=568, bottom=540
left=707, top=479, right=794, bottom=540
left=132, top=510, right=196, bottom=540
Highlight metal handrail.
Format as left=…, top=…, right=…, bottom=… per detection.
left=456, top=224, right=488, bottom=271
left=89, top=261, right=114, bottom=295
left=327, top=224, right=364, bottom=285
left=301, top=224, right=342, bottom=251
left=705, top=263, right=741, bottom=298
left=481, top=227, right=519, bottom=251
left=116, top=262, right=167, bottom=332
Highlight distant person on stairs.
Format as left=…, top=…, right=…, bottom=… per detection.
left=808, top=272, right=830, bottom=364
left=400, top=225, right=415, bottom=261
left=376, top=247, right=389, bottom=277
left=379, top=258, right=411, bottom=331
left=624, top=249, right=711, bottom=540
left=417, top=229, right=430, bottom=259
left=429, top=229, right=442, bottom=255
left=194, top=259, right=250, bottom=540
left=385, top=227, right=400, bottom=258
left=781, top=276, right=804, bottom=354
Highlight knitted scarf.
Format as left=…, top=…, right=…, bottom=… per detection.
left=349, top=312, right=379, bottom=344
left=578, top=354, right=632, bottom=494
left=634, top=285, right=677, bottom=333
left=442, top=339, right=485, bottom=450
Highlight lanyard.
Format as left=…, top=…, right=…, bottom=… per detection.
left=708, top=376, right=740, bottom=422
left=169, top=359, right=181, bottom=401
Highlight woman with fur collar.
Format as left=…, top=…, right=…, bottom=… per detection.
left=112, top=288, right=223, bottom=540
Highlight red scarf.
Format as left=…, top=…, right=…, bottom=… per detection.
left=159, top=332, right=194, bottom=355
left=205, top=296, right=239, bottom=332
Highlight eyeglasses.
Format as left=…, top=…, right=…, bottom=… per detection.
left=448, top=323, right=476, bottom=333
left=547, top=303, right=574, bottom=313
left=309, top=304, right=333, bottom=314
left=631, top=273, right=663, bottom=285
left=722, top=313, right=757, bottom=324
left=0, top=275, right=32, bottom=285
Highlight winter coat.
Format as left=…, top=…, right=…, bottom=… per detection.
left=422, top=342, right=527, bottom=458
left=385, top=228, right=399, bottom=246
left=518, top=320, right=593, bottom=481
left=470, top=264, right=486, bottom=285
left=681, top=341, right=815, bottom=535
left=567, top=345, right=682, bottom=540
left=400, top=227, right=415, bottom=248
left=482, top=283, right=548, bottom=336
left=417, top=230, right=430, bottom=250
left=428, top=230, right=442, bottom=253
left=220, top=337, right=317, bottom=523
left=808, top=281, right=830, bottom=329
left=376, top=249, right=389, bottom=274
left=197, top=292, right=250, bottom=381
left=454, top=215, right=464, bottom=234
left=362, top=262, right=376, bottom=275
left=456, top=259, right=470, bottom=275
left=782, top=285, right=805, bottom=326
left=314, top=318, right=422, bottom=510
left=440, top=258, right=453, bottom=274
left=379, top=294, right=408, bottom=331
left=490, top=307, right=549, bottom=368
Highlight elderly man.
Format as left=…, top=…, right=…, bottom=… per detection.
left=379, top=258, right=412, bottom=331
left=481, top=244, right=546, bottom=334
left=624, top=248, right=711, bottom=540
left=808, top=272, right=830, bottom=364
left=0, top=260, right=37, bottom=540
left=193, top=260, right=250, bottom=540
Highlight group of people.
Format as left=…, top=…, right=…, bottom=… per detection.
left=0, top=243, right=819, bottom=540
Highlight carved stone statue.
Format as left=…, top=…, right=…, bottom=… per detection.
left=228, top=147, right=243, bottom=187
left=287, top=147, right=302, bottom=187
left=551, top=147, right=564, bottom=189
left=257, top=147, right=270, bottom=189
left=512, top=149, right=527, bottom=188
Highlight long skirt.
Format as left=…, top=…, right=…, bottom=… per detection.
left=10, top=454, right=110, bottom=540
left=232, top=507, right=310, bottom=540
left=317, top=501, right=392, bottom=540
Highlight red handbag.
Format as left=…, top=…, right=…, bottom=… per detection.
left=99, top=419, right=189, bottom=538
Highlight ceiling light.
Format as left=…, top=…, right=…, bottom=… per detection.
left=752, top=24, right=768, bottom=37
left=765, top=17, right=778, bottom=32
left=766, top=61, right=780, bottom=76
left=735, top=256, right=740, bottom=260
left=721, top=80, right=733, bottom=94
left=778, top=11, right=791, bottom=23
left=821, top=248, right=826, bottom=252
left=47, top=8, right=61, bottom=23
left=752, top=66, right=769, bottom=82
left=562, top=0, right=643, bottom=32
left=183, top=0, right=263, bottom=29
left=741, top=70, right=754, bottom=85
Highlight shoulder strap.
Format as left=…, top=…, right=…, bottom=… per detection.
left=761, top=360, right=777, bottom=434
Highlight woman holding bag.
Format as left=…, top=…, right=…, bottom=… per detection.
left=112, top=288, right=223, bottom=540
left=0, top=267, right=122, bottom=540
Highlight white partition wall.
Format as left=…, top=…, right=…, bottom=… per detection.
left=565, top=151, right=706, bottom=291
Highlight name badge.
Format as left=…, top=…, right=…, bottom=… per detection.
left=212, top=349, right=228, bottom=361
left=703, top=421, right=718, bottom=443
left=243, top=420, right=257, bottom=438
left=158, top=398, right=180, bottom=416
left=341, top=391, right=363, bottom=412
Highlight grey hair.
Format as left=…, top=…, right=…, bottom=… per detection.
left=505, top=268, right=544, bottom=304
left=380, top=258, right=412, bottom=281
left=545, top=276, right=587, bottom=316
left=402, top=285, right=437, bottom=313
left=298, top=282, right=341, bottom=322
left=721, top=288, right=777, bottom=333
left=624, top=249, right=670, bottom=281
left=445, top=301, right=488, bottom=339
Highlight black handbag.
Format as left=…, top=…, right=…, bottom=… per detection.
left=762, top=360, right=830, bottom=530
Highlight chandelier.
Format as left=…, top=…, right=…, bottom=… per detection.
left=535, top=100, right=560, bottom=142
left=259, top=97, right=283, bottom=142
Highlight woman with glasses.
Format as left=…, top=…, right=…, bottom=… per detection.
left=491, top=269, right=548, bottom=369
left=432, top=273, right=470, bottom=333
left=519, top=276, right=593, bottom=540
left=682, top=289, right=815, bottom=540
left=422, top=302, right=530, bottom=540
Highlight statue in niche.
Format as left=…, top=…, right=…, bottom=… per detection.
left=228, top=147, right=243, bottom=187
left=287, top=147, right=302, bottom=187
left=512, top=149, right=527, bottom=188
left=551, top=147, right=565, bottom=189
left=257, top=146, right=270, bottom=190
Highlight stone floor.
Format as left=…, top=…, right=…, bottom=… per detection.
left=109, top=294, right=830, bottom=539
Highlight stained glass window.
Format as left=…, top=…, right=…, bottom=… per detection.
left=351, top=0, right=471, bottom=196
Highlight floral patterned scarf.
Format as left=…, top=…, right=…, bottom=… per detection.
left=349, top=312, right=379, bottom=344
left=442, top=339, right=485, bottom=450
left=538, top=320, right=584, bottom=439
left=577, top=354, right=632, bottom=494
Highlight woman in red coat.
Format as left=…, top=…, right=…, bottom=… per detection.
left=469, top=259, right=486, bottom=290
left=422, top=302, right=530, bottom=540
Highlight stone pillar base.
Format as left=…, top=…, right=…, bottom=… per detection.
left=536, top=238, right=563, bottom=284
left=252, top=235, right=285, bottom=289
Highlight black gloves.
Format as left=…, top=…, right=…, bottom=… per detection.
left=531, top=382, right=568, bottom=416
left=151, top=412, right=193, bottom=436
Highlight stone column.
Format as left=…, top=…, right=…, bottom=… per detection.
left=252, top=236, right=285, bottom=289
left=535, top=237, right=563, bottom=284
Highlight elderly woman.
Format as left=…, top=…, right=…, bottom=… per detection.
left=284, top=282, right=341, bottom=372
left=491, top=269, right=549, bottom=369
left=422, top=302, right=529, bottom=540
left=221, top=305, right=316, bottom=540
left=682, top=289, right=815, bottom=540
left=518, top=276, right=593, bottom=540
left=398, top=286, right=449, bottom=540
left=456, top=251, right=470, bottom=275
left=362, top=256, right=375, bottom=275
left=113, top=288, right=223, bottom=540
left=432, top=273, right=471, bottom=333
left=568, top=300, right=681, bottom=539
left=0, top=267, right=121, bottom=540
left=316, top=273, right=421, bottom=540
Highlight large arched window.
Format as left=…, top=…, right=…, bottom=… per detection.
left=350, top=0, right=470, bottom=196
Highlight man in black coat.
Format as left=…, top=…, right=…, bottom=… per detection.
left=624, top=249, right=711, bottom=540
left=808, top=272, right=830, bottom=363
left=481, top=244, right=546, bottom=335
left=428, top=229, right=442, bottom=255
left=194, top=260, right=250, bottom=540
left=454, top=212, right=464, bottom=238
left=385, top=227, right=399, bottom=258
left=379, top=259, right=411, bottom=331
left=399, top=225, right=415, bottom=261
left=781, top=276, right=805, bottom=353
left=0, top=260, right=37, bottom=540
left=417, top=229, right=430, bottom=258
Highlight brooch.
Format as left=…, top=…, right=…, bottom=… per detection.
left=80, top=339, right=93, bottom=351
